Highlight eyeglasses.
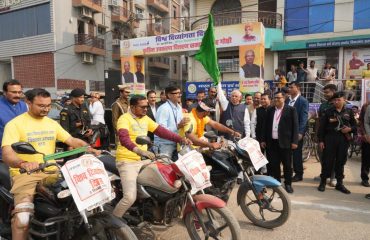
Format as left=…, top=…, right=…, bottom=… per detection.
left=170, top=92, right=181, bottom=95
left=137, top=105, right=148, bottom=109
left=274, top=96, right=284, bottom=99
left=120, top=90, right=131, bottom=94
left=209, top=91, right=217, bottom=94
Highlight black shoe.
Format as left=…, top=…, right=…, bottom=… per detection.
left=335, top=184, right=351, bottom=194
left=361, top=180, right=370, bottom=187
left=285, top=184, right=294, bottom=193
left=292, top=175, right=303, bottom=182
left=318, top=182, right=326, bottom=192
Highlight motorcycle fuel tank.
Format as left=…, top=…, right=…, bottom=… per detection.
left=137, top=162, right=179, bottom=194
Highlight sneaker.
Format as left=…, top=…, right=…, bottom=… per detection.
left=328, top=179, right=336, bottom=187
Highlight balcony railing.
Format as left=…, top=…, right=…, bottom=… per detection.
left=148, top=57, right=170, bottom=69
left=218, top=58, right=239, bottom=72
left=112, top=46, right=120, bottom=60
left=72, top=0, right=103, bottom=12
left=74, top=34, right=105, bottom=56
left=191, top=11, right=282, bottom=30
left=147, top=23, right=169, bottom=36
left=111, top=6, right=129, bottom=23
left=147, top=0, right=169, bottom=13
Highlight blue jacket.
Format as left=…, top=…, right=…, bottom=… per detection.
left=286, top=95, right=308, bottom=135
left=0, top=97, right=28, bottom=157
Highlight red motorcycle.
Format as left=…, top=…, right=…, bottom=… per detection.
left=100, top=136, right=241, bottom=240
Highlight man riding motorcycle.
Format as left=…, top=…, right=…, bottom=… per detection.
left=180, top=102, right=241, bottom=148
left=1, top=88, right=100, bottom=240
left=113, top=95, right=191, bottom=218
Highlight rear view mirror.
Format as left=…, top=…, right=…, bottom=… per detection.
left=135, top=136, right=152, bottom=145
left=11, top=142, right=39, bottom=155
left=204, top=131, right=217, bottom=139
left=226, top=120, right=233, bottom=128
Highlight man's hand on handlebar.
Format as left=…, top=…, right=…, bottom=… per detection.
left=209, top=142, right=221, bottom=150
left=181, top=137, right=192, bottom=146
left=232, top=131, right=242, bottom=138
left=133, top=147, right=156, bottom=160
left=19, top=162, right=40, bottom=173
left=86, top=146, right=101, bottom=156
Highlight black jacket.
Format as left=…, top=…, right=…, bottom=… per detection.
left=255, top=106, right=268, bottom=142
left=147, top=103, right=159, bottom=140
left=262, top=105, right=299, bottom=149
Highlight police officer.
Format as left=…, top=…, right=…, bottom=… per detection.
left=318, top=91, right=356, bottom=194
left=60, top=88, right=92, bottom=142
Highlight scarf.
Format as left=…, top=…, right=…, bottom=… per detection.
left=191, top=108, right=205, bottom=138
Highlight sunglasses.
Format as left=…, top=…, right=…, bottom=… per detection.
left=120, top=90, right=131, bottom=94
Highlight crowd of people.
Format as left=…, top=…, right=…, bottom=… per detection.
left=1, top=78, right=370, bottom=239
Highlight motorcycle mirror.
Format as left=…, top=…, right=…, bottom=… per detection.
left=186, top=124, right=193, bottom=135
left=226, top=119, right=233, bottom=128
left=11, top=142, right=39, bottom=155
left=135, top=136, right=152, bottom=145
left=204, top=131, right=217, bottom=139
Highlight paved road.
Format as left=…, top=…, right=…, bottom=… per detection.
left=144, top=156, right=370, bottom=240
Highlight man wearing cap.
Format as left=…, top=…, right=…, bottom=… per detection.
left=181, top=102, right=241, bottom=148
left=318, top=91, right=356, bottom=194
left=60, top=88, right=92, bottom=142
left=112, top=85, right=130, bottom=142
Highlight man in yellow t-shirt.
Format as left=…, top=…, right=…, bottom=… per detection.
left=113, top=95, right=191, bottom=218
left=362, top=63, right=370, bottom=79
left=1, top=88, right=98, bottom=240
left=181, top=102, right=241, bottom=149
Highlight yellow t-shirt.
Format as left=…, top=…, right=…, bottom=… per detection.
left=362, top=70, right=370, bottom=79
left=2, top=113, right=71, bottom=176
left=180, top=113, right=211, bottom=137
left=116, top=113, right=158, bottom=162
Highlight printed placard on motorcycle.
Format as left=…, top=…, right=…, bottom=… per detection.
left=237, top=137, right=268, bottom=171
left=176, top=150, right=212, bottom=194
left=61, top=154, right=114, bottom=212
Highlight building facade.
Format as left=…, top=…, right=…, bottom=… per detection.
left=189, top=0, right=370, bottom=85
left=0, top=0, right=190, bottom=96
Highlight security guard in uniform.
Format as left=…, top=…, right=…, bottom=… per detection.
left=318, top=91, right=356, bottom=194
left=60, top=88, right=93, bottom=142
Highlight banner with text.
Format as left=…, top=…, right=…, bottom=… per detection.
left=185, top=81, right=239, bottom=99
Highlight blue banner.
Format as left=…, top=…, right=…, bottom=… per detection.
left=185, top=81, right=239, bottom=99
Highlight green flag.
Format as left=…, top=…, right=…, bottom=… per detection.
left=195, top=14, right=221, bottom=85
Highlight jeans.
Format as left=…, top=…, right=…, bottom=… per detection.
left=0, top=160, right=11, bottom=190
left=157, top=144, right=178, bottom=161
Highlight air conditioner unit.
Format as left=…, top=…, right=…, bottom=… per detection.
left=80, top=7, right=92, bottom=19
left=108, top=0, right=118, bottom=6
left=136, top=13, right=144, bottom=20
left=82, top=53, right=94, bottom=64
left=112, top=39, right=120, bottom=45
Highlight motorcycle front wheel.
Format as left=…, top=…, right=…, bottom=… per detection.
left=184, top=206, right=241, bottom=240
left=240, top=185, right=290, bottom=229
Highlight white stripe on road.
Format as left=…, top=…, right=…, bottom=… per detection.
left=291, top=200, right=370, bottom=215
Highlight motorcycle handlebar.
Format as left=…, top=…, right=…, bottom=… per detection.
left=19, top=162, right=57, bottom=175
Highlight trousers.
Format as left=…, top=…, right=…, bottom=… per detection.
left=361, top=141, right=370, bottom=181
left=266, top=140, right=293, bottom=185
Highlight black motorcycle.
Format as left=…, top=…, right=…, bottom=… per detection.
left=200, top=131, right=291, bottom=229
left=0, top=142, right=137, bottom=240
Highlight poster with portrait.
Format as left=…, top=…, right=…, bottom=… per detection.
left=239, top=44, right=265, bottom=94
left=344, top=48, right=370, bottom=79
left=362, top=79, right=370, bottom=105
left=120, top=56, right=145, bottom=95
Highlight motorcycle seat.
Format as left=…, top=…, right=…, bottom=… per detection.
left=98, top=154, right=119, bottom=176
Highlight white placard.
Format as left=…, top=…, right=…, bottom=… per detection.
left=175, top=150, right=212, bottom=194
left=237, top=137, right=268, bottom=171
left=61, top=154, right=114, bottom=212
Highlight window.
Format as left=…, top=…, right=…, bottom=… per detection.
left=173, top=5, right=177, bottom=19
left=173, top=60, right=177, bottom=74
left=135, top=7, right=143, bottom=14
left=354, top=0, right=370, bottom=30
left=0, top=3, right=51, bottom=41
left=284, top=0, right=334, bottom=36
left=97, top=26, right=106, bottom=36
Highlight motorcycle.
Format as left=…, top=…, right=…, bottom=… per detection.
left=99, top=136, right=242, bottom=240
left=0, top=142, right=137, bottom=240
left=200, top=130, right=291, bottom=229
